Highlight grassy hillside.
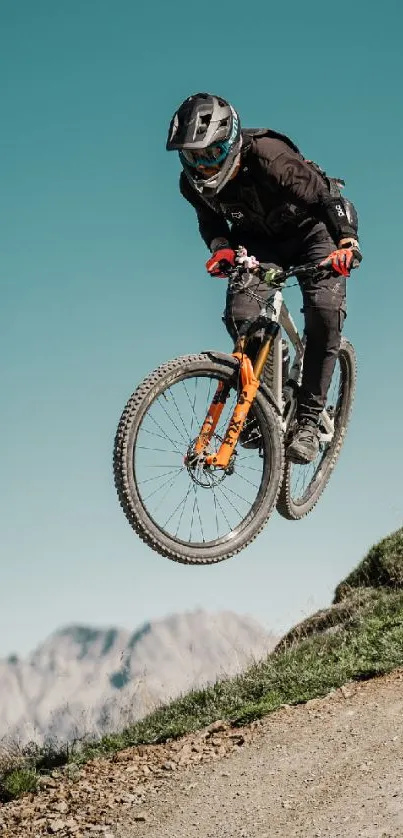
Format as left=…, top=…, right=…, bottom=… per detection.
left=1, top=527, right=402, bottom=802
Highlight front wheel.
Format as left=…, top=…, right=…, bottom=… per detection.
left=113, top=353, right=284, bottom=564
left=276, top=338, right=357, bottom=521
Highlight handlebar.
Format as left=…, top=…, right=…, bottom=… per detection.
left=226, top=260, right=324, bottom=290
left=226, top=243, right=356, bottom=290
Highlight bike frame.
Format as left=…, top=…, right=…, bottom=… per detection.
left=193, top=263, right=335, bottom=470
left=264, top=288, right=334, bottom=439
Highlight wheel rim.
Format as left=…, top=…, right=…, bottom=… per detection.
left=132, top=371, right=273, bottom=547
left=287, top=353, right=347, bottom=506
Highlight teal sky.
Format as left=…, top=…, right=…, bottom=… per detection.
left=1, top=1, right=402, bottom=657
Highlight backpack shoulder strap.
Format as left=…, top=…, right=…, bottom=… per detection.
left=242, top=128, right=345, bottom=197
left=242, top=127, right=301, bottom=154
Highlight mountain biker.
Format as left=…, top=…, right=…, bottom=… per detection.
left=166, top=92, right=362, bottom=464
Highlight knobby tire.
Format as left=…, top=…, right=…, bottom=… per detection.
left=113, top=353, right=284, bottom=564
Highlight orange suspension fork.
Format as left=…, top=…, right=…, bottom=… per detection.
left=204, top=353, right=259, bottom=468
left=193, top=335, right=274, bottom=469
left=205, top=334, right=274, bottom=468
left=193, top=380, right=230, bottom=455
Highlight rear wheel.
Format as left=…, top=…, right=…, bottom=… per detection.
left=276, top=338, right=356, bottom=520
left=114, top=353, right=284, bottom=564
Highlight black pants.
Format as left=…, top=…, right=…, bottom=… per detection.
left=223, top=223, right=346, bottom=422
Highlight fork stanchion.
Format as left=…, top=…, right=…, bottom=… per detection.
left=205, top=354, right=260, bottom=469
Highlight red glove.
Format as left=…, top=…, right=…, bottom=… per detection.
left=320, top=248, right=354, bottom=277
left=320, top=240, right=362, bottom=277
left=206, top=248, right=236, bottom=278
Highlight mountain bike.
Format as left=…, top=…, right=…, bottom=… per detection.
left=113, top=250, right=356, bottom=565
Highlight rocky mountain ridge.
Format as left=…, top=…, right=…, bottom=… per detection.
left=0, top=610, right=277, bottom=744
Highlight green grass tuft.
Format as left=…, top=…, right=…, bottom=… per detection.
left=334, top=526, right=403, bottom=599
left=0, top=768, right=38, bottom=801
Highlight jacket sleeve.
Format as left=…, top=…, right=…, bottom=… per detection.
left=179, top=172, right=232, bottom=250
left=253, top=146, right=359, bottom=244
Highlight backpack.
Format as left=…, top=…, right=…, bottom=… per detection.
left=243, top=128, right=345, bottom=198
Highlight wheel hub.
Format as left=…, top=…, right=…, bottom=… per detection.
left=184, top=440, right=236, bottom=487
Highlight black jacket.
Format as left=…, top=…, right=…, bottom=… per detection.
left=179, top=129, right=359, bottom=250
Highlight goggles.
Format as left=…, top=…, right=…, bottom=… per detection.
left=180, top=140, right=231, bottom=169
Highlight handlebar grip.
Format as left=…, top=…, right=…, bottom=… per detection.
left=263, top=267, right=283, bottom=286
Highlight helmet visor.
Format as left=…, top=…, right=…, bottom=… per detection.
left=180, top=140, right=231, bottom=170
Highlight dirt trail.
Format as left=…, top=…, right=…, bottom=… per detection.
left=123, top=670, right=403, bottom=838
left=1, top=670, right=402, bottom=837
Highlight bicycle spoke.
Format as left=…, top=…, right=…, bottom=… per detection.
left=216, top=485, right=247, bottom=521
left=213, top=491, right=220, bottom=540
left=142, top=470, right=183, bottom=503
left=189, top=493, right=197, bottom=543
left=163, top=385, right=194, bottom=442
left=139, top=467, right=184, bottom=486
left=134, top=369, right=267, bottom=546
left=162, top=484, right=192, bottom=531
left=193, top=486, right=205, bottom=543
left=235, top=472, right=260, bottom=490
left=212, top=489, right=233, bottom=533
left=156, top=395, right=189, bottom=445
left=183, top=378, right=199, bottom=438
left=141, top=422, right=183, bottom=454
left=136, top=446, right=184, bottom=454
left=218, top=481, right=252, bottom=508
left=174, top=484, right=193, bottom=536
left=145, top=463, right=184, bottom=468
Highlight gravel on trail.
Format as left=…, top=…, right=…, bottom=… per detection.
left=1, top=669, right=402, bottom=838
